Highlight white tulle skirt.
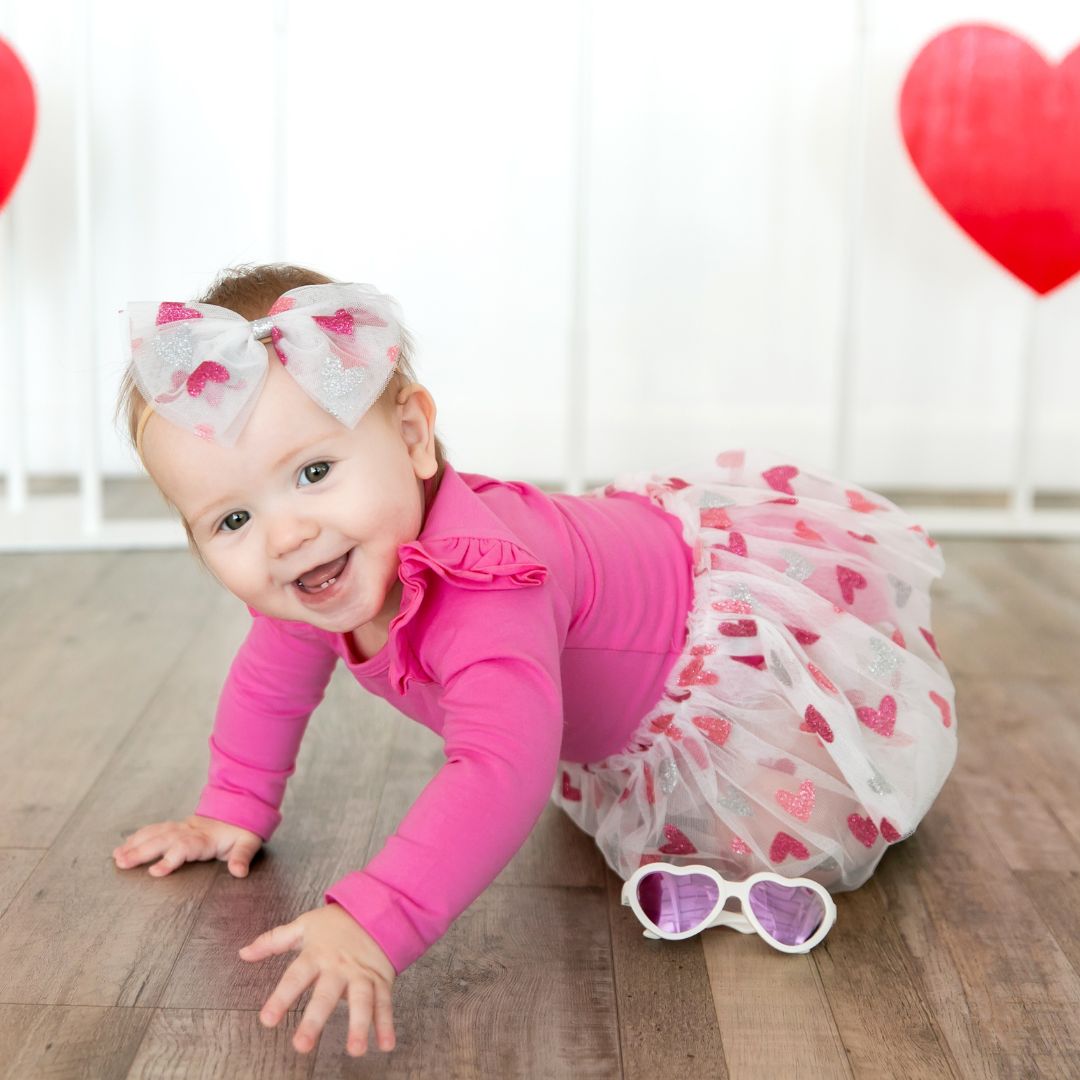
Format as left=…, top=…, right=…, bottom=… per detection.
left=550, top=448, right=958, bottom=894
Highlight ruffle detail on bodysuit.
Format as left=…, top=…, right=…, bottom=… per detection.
left=386, top=534, right=549, bottom=695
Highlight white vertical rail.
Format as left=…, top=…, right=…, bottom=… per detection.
left=835, top=0, right=869, bottom=480
left=1, top=1, right=28, bottom=515
left=564, top=0, right=592, bottom=496
left=1009, top=295, right=1037, bottom=519
left=75, top=0, right=102, bottom=535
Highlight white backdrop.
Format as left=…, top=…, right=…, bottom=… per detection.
left=2, top=0, right=1079, bottom=493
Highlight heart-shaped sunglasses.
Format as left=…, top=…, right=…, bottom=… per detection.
left=621, top=863, right=837, bottom=953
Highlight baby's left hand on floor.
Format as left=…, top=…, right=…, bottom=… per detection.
left=239, top=903, right=397, bottom=1057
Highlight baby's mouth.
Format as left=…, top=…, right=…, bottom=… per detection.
left=294, top=550, right=351, bottom=591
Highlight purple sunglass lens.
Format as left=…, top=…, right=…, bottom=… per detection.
left=747, top=880, right=826, bottom=945
left=636, top=871, right=720, bottom=934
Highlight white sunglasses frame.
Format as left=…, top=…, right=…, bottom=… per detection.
left=620, top=862, right=838, bottom=954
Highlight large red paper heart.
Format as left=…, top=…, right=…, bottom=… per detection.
left=0, top=37, right=36, bottom=213
left=900, top=25, right=1080, bottom=294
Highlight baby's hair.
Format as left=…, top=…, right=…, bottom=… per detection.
left=113, top=262, right=449, bottom=569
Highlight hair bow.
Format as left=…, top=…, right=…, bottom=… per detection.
left=126, top=282, right=404, bottom=448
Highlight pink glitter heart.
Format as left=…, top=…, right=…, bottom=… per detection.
left=701, top=506, right=733, bottom=530
left=713, top=598, right=753, bottom=614
left=387, top=344, right=400, bottom=362
left=312, top=308, right=356, bottom=336
left=762, top=465, right=799, bottom=494
left=186, top=361, right=230, bottom=398
left=785, top=624, right=821, bottom=646
left=846, top=489, right=883, bottom=513
left=268, top=295, right=295, bottom=315
left=561, top=771, right=581, bottom=801
left=759, top=757, right=798, bottom=774
left=794, top=519, right=824, bottom=543
left=807, top=663, right=838, bottom=693
left=880, top=818, right=902, bottom=843
left=677, top=656, right=718, bottom=687
left=769, top=831, right=810, bottom=863
left=775, top=779, right=816, bottom=821
left=658, top=824, right=697, bottom=855
left=731, top=835, right=751, bottom=855
left=692, top=714, right=732, bottom=747
left=836, top=564, right=868, bottom=605
left=156, top=302, right=202, bottom=325
left=719, top=619, right=757, bottom=637
left=929, top=690, right=952, bottom=727
left=847, top=813, right=879, bottom=847
left=650, top=713, right=676, bottom=734
left=715, top=531, right=747, bottom=556
left=716, top=449, right=745, bottom=467
left=892, top=628, right=907, bottom=649
left=800, top=704, right=834, bottom=743
left=856, top=694, right=897, bottom=737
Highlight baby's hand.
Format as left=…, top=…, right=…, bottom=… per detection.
left=239, top=904, right=397, bottom=1057
left=112, top=814, right=263, bottom=878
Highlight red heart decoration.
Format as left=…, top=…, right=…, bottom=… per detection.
left=800, top=704, right=834, bottom=743
left=658, top=824, right=697, bottom=855
left=0, top=37, right=35, bottom=213
left=847, top=813, right=880, bottom=848
left=769, top=831, right=810, bottom=863
left=691, top=714, right=732, bottom=747
left=900, top=25, right=1080, bottom=295
left=186, top=361, right=230, bottom=398
left=762, top=465, right=799, bottom=495
left=560, top=770, right=581, bottom=801
left=836, top=564, right=868, bottom=605
left=856, top=694, right=897, bottom=737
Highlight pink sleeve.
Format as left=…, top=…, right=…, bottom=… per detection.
left=193, top=609, right=339, bottom=841
left=323, top=542, right=564, bottom=975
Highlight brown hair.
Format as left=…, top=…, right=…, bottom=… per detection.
left=113, top=262, right=449, bottom=567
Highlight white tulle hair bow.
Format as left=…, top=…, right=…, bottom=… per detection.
left=125, top=282, right=404, bottom=449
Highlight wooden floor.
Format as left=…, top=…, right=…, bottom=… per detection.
left=1, top=483, right=1079, bottom=1077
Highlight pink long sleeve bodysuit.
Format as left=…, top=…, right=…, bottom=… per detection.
left=194, top=461, right=695, bottom=974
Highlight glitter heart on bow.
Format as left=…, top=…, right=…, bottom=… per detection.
left=125, top=282, right=405, bottom=448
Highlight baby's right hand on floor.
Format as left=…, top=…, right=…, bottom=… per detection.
left=112, top=814, right=263, bottom=878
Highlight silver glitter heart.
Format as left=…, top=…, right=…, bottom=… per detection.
left=319, top=354, right=369, bottom=421
left=888, top=573, right=912, bottom=608
left=780, top=547, right=814, bottom=582
left=816, top=856, right=840, bottom=872
left=701, top=490, right=736, bottom=508
left=867, top=763, right=894, bottom=795
left=866, top=637, right=900, bottom=678
left=730, top=584, right=755, bottom=608
left=769, top=649, right=793, bottom=686
left=658, top=758, right=679, bottom=796
left=153, top=323, right=195, bottom=370
left=718, top=783, right=753, bottom=816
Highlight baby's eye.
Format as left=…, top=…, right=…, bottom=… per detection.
left=218, top=510, right=249, bottom=533
left=298, top=461, right=332, bottom=487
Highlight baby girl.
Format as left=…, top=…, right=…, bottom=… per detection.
left=110, top=262, right=958, bottom=1058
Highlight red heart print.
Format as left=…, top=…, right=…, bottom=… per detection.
left=900, top=25, right=1080, bottom=294
left=561, top=771, right=581, bottom=801
left=856, top=694, right=897, bottom=737
left=807, top=662, right=838, bottom=693
left=730, top=655, right=766, bottom=670
left=719, top=619, right=757, bottom=637
left=769, top=831, right=810, bottom=863
left=800, top=704, right=834, bottom=743
left=909, top=523, right=939, bottom=549
left=847, top=531, right=877, bottom=543
left=775, top=779, right=816, bottom=821
left=847, top=814, right=879, bottom=847
left=892, top=628, right=907, bottom=649
left=929, top=690, right=952, bottom=727
left=643, top=763, right=655, bottom=805
left=880, top=818, right=902, bottom=843
left=157, top=302, right=203, bottom=325
left=650, top=713, right=676, bottom=734
left=921, top=627, right=943, bottom=660
left=186, top=361, right=230, bottom=398
left=715, top=532, right=747, bottom=556
left=762, top=465, right=799, bottom=494
left=767, top=496, right=798, bottom=506
left=836, top=564, right=868, bottom=605
left=794, top=519, right=824, bottom=543
left=692, top=714, right=732, bottom=747
left=312, top=307, right=356, bottom=336
left=716, top=449, right=745, bottom=467
left=846, top=490, right=883, bottom=513
left=785, top=624, right=820, bottom=646
left=658, top=824, right=697, bottom=855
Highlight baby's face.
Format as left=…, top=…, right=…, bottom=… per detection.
left=141, top=346, right=439, bottom=636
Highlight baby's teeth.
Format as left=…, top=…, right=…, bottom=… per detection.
left=319, top=577, right=337, bottom=590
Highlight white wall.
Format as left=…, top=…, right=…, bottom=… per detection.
left=2, top=0, right=1078, bottom=488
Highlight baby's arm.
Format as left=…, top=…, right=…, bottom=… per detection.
left=323, top=581, right=565, bottom=975
left=115, top=611, right=338, bottom=877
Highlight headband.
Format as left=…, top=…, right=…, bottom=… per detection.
left=127, top=282, right=404, bottom=456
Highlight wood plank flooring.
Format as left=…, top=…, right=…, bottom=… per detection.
left=1, top=481, right=1078, bottom=1077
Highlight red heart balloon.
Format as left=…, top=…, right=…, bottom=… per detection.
left=0, top=37, right=36, bottom=213
left=900, top=24, right=1080, bottom=295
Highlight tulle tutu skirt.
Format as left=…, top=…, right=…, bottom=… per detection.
left=550, top=448, right=958, bottom=893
